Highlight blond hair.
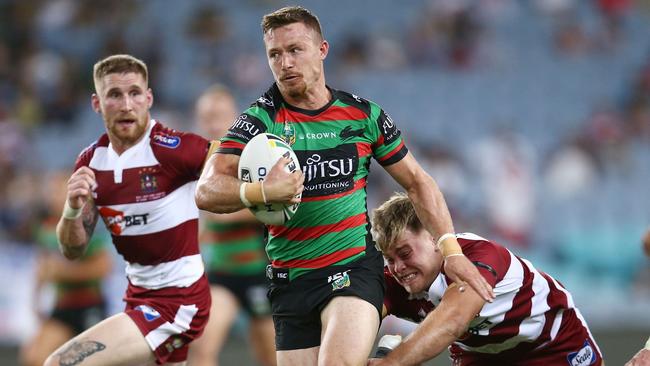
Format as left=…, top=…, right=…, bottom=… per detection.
left=261, top=6, right=323, bottom=41
left=372, top=193, right=423, bottom=252
left=93, top=54, right=148, bottom=93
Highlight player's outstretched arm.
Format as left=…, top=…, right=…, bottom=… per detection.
left=56, top=167, right=98, bottom=260
left=384, top=153, right=494, bottom=301
left=369, top=283, right=485, bottom=366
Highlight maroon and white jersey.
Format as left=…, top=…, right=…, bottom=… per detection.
left=75, top=120, right=210, bottom=290
left=384, top=233, right=597, bottom=356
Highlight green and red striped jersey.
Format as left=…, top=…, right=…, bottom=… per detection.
left=201, top=221, right=268, bottom=276
left=219, top=84, right=408, bottom=279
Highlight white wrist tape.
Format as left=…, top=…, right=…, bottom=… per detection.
left=436, top=233, right=457, bottom=249
left=240, top=183, right=253, bottom=207
left=260, top=181, right=268, bottom=204
left=62, top=201, right=83, bottom=220
left=645, top=336, right=650, bottom=350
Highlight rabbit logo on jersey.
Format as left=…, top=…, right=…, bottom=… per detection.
left=567, top=340, right=596, bottom=366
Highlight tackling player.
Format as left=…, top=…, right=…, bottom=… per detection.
left=370, top=193, right=603, bottom=366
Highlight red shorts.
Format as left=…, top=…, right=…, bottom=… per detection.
left=124, top=275, right=211, bottom=364
left=450, top=308, right=603, bottom=366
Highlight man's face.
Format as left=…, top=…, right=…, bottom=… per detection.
left=92, top=72, right=152, bottom=147
left=263, top=22, right=328, bottom=100
left=195, top=94, right=237, bottom=140
left=384, top=229, right=443, bottom=294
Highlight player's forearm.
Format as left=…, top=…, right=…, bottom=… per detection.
left=196, top=153, right=247, bottom=213
left=407, top=171, right=455, bottom=237
left=385, top=315, right=461, bottom=365
left=56, top=203, right=98, bottom=260
left=56, top=217, right=90, bottom=260
left=195, top=172, right=246, bottom=213
left=387, top=292, right=474, bottom=365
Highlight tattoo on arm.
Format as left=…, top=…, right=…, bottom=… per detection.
left=82, top=203, right=99, bottom=239
left=56, top=340, right=106, bottom=366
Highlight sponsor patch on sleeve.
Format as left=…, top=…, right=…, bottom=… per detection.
left=567, top=339, right=597, bottom=366
left=153, top=134, right=181, bottom=149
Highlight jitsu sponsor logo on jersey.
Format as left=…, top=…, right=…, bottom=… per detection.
left=567, top=340, right=597, bottom=366
left=296, top=145, right=358, bottom=197
left=135, top=304, right=161, bottom=321
left=98, top=207, right=149, bottom=236
left=152, top=134, right=181, bottom=149
left=379, top=110, right=400, bottom=144
left=227, top=114, right=265, bottom=142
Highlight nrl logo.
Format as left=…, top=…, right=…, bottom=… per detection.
left=281, top=122, right=296, bottom=146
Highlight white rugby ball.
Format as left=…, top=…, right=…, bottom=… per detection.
left=238, top=133, right=301, bottom=225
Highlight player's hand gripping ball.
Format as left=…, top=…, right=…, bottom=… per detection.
left=238, top=133, right=301, bottom=225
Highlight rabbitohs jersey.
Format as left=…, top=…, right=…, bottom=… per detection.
left=219, top=84, right=408, bottom=279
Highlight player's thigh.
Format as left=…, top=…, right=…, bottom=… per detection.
left=318, top=296, right=380, bottom=366
left=277, top=346, right=319, bottom=366
left=189, top=285, right=239, bottom=357
left=44, top=312, right=154, bottom=366
left=21, top=318, right=75, bottom=366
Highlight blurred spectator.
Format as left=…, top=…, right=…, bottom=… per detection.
left=624, top=57, right=650, bottom=140
left=584, top=104, right=630, bottom=172
left=407, top=0, right=482, bottom=69
left=415, top=142, right=469, bottom=213
left=552, top=13, right=592, bottom=57
left=472, top=126, right=537, bottom=248
left=596, top=0, right=631, bottom=47
left=543, top=133, right=602, bottom=199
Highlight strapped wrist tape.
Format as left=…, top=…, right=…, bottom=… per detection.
left=436, top=233, right=463, bottom=258
left=62, top=201, right=83, bottom=220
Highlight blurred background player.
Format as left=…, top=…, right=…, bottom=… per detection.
left=19, top=171, right=112, bottom=366
left=188, top=85, right=276, bottom=366
left=624, top=229, right=650, bottom=366
left=370, top=193, right=603, bottom=366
